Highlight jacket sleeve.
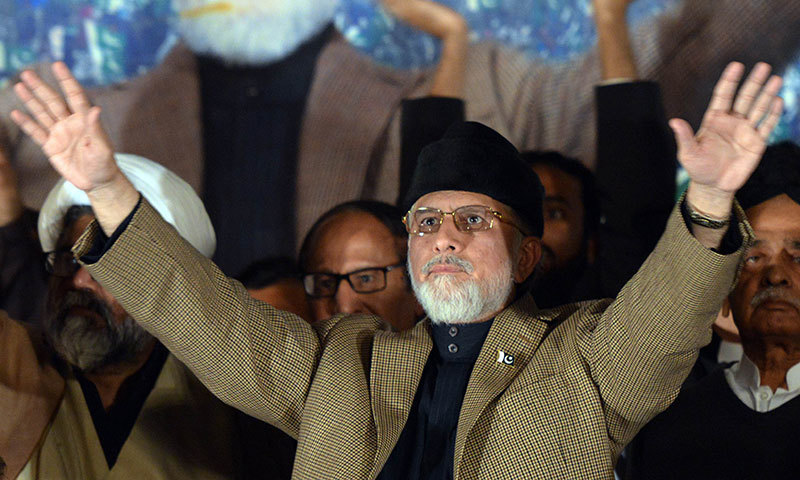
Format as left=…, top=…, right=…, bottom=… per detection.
left=578, top=200, right=751, bottom=456
left=397, top=96, right=464, bottom=205
left=0, top=209, right=48, bottom=324
left=73, top=198, right=321, bottom=439
left=573, top=81, right=676, bottom=301
left=0, top=312, right=64, bottom=480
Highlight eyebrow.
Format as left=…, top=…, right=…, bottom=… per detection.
left=748, top=238, right=800, bottom=249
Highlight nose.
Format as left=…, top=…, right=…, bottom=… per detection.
left=334, top=279, right=366, bottom=315
left=762, top=256, right=792, bottom=288
left=432, top=215, right=466, bottom=254
left=71, top=265, right=101, bottom=292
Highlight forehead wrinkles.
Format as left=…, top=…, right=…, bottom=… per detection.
left=749, top=230, right=800, bottom=250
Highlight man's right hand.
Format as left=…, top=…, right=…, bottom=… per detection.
left=0, top=148, right=23, bottom=227
left=381, top=0, right=469, bottom=97
left=9, top=62, right=139, bottom=235
left=10, top=63, right=119, bottom=194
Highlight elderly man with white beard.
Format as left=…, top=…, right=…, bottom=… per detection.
left=8, top=58, right=783, bottom=478
left=0, top=154, right=296, bottom=479
left=1, top=0, right=800, bottom=278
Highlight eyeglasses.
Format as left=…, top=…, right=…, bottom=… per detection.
left=303, top=263, right=405, bottom=298
left=43, top=249, right=80, bottom=278
left=403, top=205, right=526, bottom=236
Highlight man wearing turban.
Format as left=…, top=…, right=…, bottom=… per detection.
left=0, top=154, right=295, bottom=479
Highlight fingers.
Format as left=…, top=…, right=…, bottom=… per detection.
left=731, top=62, right=771, bottom=116
left=10, top=109, right=49, bottom=146
left=13, top=82, right=55, bottom=130
left=85, top=106, right=113, bottom=147
left=52, top=62, right=92, bottom=114
left=19, top=70, right=71, bottom=120
left=747, top=74, right=783, bottom=125
left=705, top=62, right=745, bottom=115
left=757, top=97, right=784, bottom=139
left=669, top=118, right=696, bottom=164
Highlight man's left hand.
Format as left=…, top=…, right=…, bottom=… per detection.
left=672, top=62, right=783, bottom=218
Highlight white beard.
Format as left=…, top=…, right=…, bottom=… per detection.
left=173, top=0, right=338, bottom=65
left=410, top=256, right=515, bottom=325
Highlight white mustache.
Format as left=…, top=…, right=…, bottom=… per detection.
left=422, top=255, right=474, bottom=275
left=751, top=287, right=800, bottom=310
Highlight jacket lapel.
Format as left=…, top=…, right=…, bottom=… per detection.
left=452, top=294, right=555, bottom=479
left=369, top=320, right=433, bottom=478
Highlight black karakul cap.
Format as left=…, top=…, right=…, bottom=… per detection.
left=737, top=141, right=800, bottom=211
left=401, top=121, right=544, bottom=236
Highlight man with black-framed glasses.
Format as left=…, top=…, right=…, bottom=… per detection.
left=298, top=200, right=423, bottom=331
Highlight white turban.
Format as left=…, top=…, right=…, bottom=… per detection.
left=38, top=153, right=216, bottom=258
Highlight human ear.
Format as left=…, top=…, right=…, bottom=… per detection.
left=514, top=237, right=541, bottom=283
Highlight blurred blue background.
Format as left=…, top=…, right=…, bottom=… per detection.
left=0, top=0, right=797, bottom=141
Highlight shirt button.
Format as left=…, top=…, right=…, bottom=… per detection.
left=449, top=326, right=458, bottom=337
left=448, top=343, right=459, bottom=354
left=759, top=391, right=769, bottom=401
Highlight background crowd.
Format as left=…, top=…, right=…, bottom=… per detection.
left=0, top=0, right=798, bottom=479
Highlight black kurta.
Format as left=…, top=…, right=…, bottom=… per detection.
left=197, top=26, right=332, bottom=276
left=379, top=320, right=493, bottom=480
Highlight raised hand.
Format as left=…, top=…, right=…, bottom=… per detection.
left=380, top=0, right=469, bottom=97
left=381, top=0, right=468, bottom=39
left=592, top=0, right=638, bottom=80
left=0, top=148, right=23, bottom=226
left=671, top=62, right=783, bottom=217
left=9, top=62, right=122, bottom=194
left=592, top=0, right=637, bottom=19
left=9, top=62, right=138, bottom=234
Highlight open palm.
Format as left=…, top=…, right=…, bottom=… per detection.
left=10, top=62, right=119, bottom=193
left=671, top=62, right=784, bottom=195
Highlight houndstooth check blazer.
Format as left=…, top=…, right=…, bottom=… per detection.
left=76, top=198, right=751, bottom=479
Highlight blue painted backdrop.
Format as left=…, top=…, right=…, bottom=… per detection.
left=0, top=0, right=798, bottom=141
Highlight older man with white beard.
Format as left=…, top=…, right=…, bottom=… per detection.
left=8, top=58, right=783, bottom=478
left=1, top=0, right=800, bottom=277
left=0, top=154, right=295, bottom=480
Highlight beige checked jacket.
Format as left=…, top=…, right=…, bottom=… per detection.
left=75, top=198, right=750, bottom=479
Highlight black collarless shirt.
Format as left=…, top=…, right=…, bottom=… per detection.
left=379, top=319, right=494, bottom=480
left=197, top=25, right=332, bottom=276
left=75, top=342, right=169, bottom=468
